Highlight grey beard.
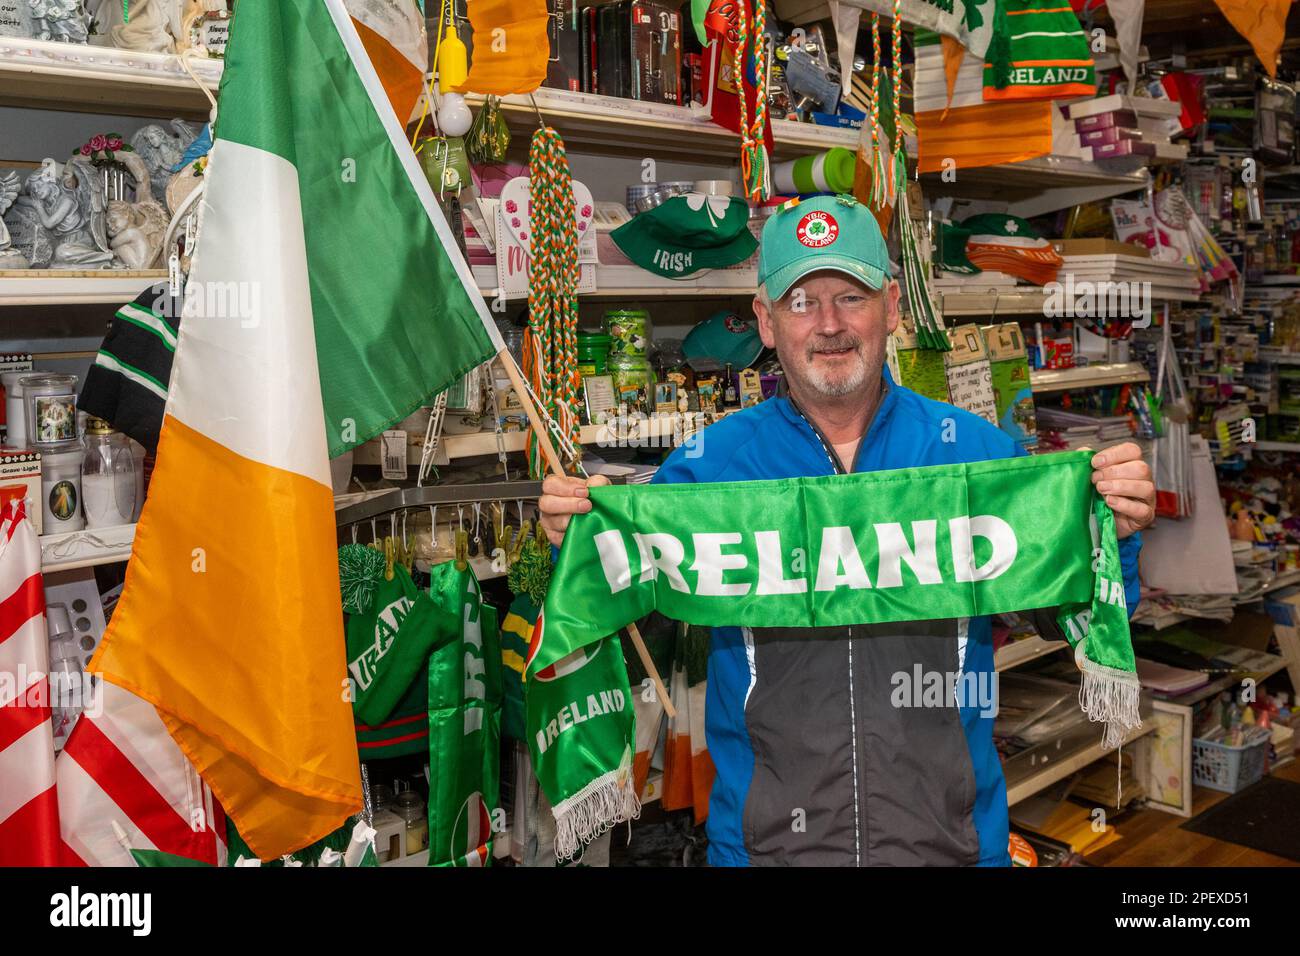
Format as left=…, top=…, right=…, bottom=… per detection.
left=803, top=337, right=868, bottom=397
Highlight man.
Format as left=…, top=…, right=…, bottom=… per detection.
left=539, top=194, right=1155, bottom=866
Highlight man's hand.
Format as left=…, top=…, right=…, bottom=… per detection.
left=1090, top=442, right=1155, bottom=539
left=538, top=474, right=611, bottom=549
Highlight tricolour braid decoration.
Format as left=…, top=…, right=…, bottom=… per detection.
left=524, top=127, right=582, bottom=479
left=869, top=12, right=891, bottom=211
left=889, top=0, right=903, bottom=208
left=735, top=0, right=771, bottom=202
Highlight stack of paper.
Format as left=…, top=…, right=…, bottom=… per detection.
left=1059, top=254, right=1202, bottom=301
left=1036, top=407, right=1134, bottom=451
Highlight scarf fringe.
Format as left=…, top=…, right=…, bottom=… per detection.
left=1079, top=658, right=1143, bottom=751
left=551, top=767, right=641, bottom=861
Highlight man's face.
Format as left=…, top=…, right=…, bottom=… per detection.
left=753, top=270, right=900, bottom=401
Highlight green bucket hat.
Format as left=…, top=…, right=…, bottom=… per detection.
left=611, top=194, right=758, bottom=278
left=757, top=193, right=892, bottom=300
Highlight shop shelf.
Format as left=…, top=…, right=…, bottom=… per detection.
left=1004, top=720, right=1154, bottom=806
left=466, top=87, right=858, bottom=162
left=994, top=635, right=1069, bottom=672
left=472, top=263, right=758, bottom=299
left=40, top=522, right=135, bottom=572
left=0, top=269, right=168, bottom=306
left=1029, top=362, right=1150, bottom=393
left=0, top=36, right=219, bottom=119
left=920, top=151, right=1151, bottom=218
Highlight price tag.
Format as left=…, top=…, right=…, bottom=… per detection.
left=168, top=251, right=182, bottom=299
left=380, top=430, right=408, bottom=480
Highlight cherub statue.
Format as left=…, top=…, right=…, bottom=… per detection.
left=103, top=149, right=169, bottom=269
left=106, top=200, right=168, bottom=269
left=28, top=0, right=89, bottom=43
left=87, top=0, right=173, bottom=53
left=130, top=120, right=198, bottom=201
left=0, top=172, right=31, bottom=269
left=4, top=158, right=113, bottom=269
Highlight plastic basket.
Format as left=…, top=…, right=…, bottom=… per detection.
left=1191, top=728, right=1271, bottom=793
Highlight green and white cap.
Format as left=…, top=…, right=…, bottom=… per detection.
left=757, top=194, right=891, bottom=301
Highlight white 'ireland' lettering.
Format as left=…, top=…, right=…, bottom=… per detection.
left=594, top=529, right=633, bottom=594
left=533, top=688, right=628, bottom=754
left=815, top=526, right=871, bottom=591
left=633, top=532, right=690, bottom=592
left=874, top=521, right=942, bottom=588
left=691, top=532, right=751, bottom=596
left=949, top=515, right=1018, bottom=582
left=755, top=530, right=807, bottom=595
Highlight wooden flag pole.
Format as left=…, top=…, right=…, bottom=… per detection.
left=496, top=348, right=676, bottom=719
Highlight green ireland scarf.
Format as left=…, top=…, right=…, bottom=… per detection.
left=525, top=451, right=1140, bottom=858
left=426, top=561, right=503, bottom=867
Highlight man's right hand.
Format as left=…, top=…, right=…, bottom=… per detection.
left=538, top=474, right=611, bottom=549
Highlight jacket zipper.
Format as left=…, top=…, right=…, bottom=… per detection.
left=785, top=398, right=865, bottom=864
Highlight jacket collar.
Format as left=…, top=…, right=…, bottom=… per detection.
left=775, top=366, right=899, bottom=473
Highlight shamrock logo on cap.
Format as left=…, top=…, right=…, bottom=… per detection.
left=796, top=210, right=840, bottom=248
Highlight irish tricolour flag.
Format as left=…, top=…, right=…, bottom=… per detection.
left=91, top=0, right=504, bottom=860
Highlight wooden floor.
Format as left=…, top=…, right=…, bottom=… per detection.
left=1087, top=761, right=1300, bottom=867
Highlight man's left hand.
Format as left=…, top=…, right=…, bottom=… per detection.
left=1090, top=442, right=1156, bottom=539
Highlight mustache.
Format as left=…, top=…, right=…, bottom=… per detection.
left=806, top=334, right=863, bottom=359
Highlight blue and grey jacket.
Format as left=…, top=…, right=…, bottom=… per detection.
left=651, top=368, right=1141, bottom=866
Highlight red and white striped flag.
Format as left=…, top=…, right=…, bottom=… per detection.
left=0, top=499, right=60, bottom=866
left=57, top=681, right=227, bottom=867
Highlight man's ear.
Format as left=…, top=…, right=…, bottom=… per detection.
left=884, top=279, right=902, bottom=334
left=754, top=295, right=777, bottom=349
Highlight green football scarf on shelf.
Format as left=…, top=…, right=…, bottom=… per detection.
left=426, top=561, right=503, bottom=867
left=343, top=558, right=452, bottom=729
left=525, top=451, right=1140, bottom=857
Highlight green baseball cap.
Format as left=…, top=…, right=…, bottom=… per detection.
left=757, top=193, right=891, bottom=300
left=611, top=193, right=758, bottom=278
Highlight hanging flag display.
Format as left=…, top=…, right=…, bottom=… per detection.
left=451, top=0, right=550, bottom=96
left=527, top=452, right=1141, bottom=857
left=660, top=626, right=713, bottom=825
left=426, top=562, right=502, bottom=867
left=1212, top=0, right=1289, bottom=79
left=343, top=0, right=429, bottom=122
left=56, top=681, right=227, bottom=867
left=913, top=30, right=1053, bottom=173
left=90, top=0, right=505, bottom=861
left=0, top=500, right=59, bottom=866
